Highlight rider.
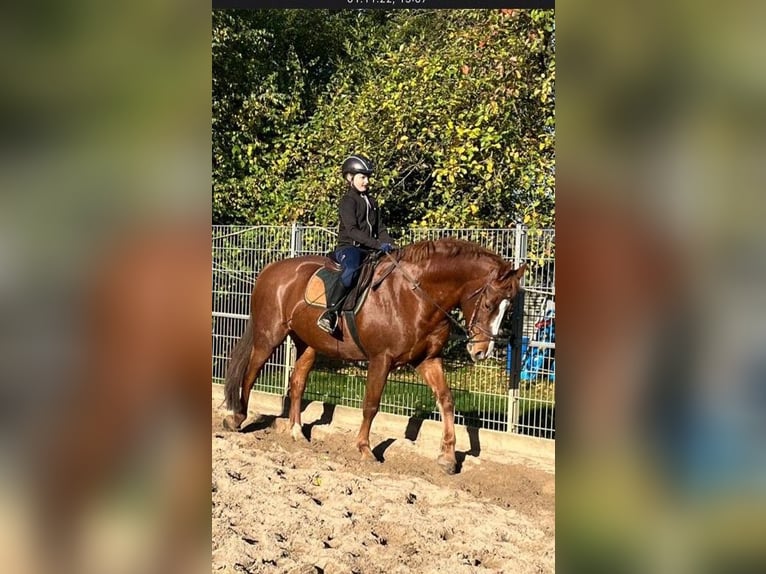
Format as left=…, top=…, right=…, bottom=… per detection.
left=317, top=154, right=396, bottom=333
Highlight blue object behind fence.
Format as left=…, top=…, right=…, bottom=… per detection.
left=508, top=309, right=555, bottom=382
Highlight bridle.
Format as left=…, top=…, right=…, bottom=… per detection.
left=382, top=252, right=511, bottom=345
left=465, top=282, right=512, bottom=346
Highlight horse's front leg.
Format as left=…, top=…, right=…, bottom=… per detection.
left=416, top=357, right=457, bottom=474
left=356, top=355, right=392, bottom=462
left=288, top=343, right=316, bottom=442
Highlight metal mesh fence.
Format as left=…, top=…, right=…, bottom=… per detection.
left=212, top=225, right=555, bottom=439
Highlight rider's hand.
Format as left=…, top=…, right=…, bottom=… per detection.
left=380, top=243, right=394, bottom=254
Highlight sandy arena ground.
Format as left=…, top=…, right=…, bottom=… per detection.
left=212, top=389, right=554, bottom=574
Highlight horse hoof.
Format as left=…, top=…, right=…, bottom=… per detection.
left=291, top=423, right=309, bottom=443
left=222, top=415, right=242, bottom=432
left=437, top=456, right=457, bottom=475
left=359, top=447, right=378, bottom=463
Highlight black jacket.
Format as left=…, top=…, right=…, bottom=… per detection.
left=336, top=188, right=393, bottom=250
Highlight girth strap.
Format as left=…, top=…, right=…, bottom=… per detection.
left=342, top=310, right=367, bottom=358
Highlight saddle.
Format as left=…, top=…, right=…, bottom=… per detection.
left=304, top=252, right=379, bottom=313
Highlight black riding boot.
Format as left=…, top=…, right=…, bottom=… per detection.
left=317, top=281, right=349, bottom=333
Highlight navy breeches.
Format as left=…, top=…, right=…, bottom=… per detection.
left=334, top=246, right=364, bottom=288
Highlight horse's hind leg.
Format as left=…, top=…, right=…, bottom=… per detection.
left=356, top=355, right=392, bottom=462
left=224, top=329, right=286, bottom=430
left=416, top=357, right=457, bottom=474
left=287, top=340, right=316, bottom=442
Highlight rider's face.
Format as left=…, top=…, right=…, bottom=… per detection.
left=350, top=173, right=370, bottom=192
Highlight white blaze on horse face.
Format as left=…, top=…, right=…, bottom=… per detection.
left=485, top=299, right=510, bottom=357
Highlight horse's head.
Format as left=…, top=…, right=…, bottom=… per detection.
left=465, top=262, right=527, bottom=362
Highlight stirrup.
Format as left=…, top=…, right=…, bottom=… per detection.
left=317, top=311, right=337, bottom=334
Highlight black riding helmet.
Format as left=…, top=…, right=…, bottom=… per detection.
left=341, top=154, right=374, bottom=177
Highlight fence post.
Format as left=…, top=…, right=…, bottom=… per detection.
left=508, top=289, right=524, bottom=433
left=283, top=223, right=299, bottom=396
left=513, top=223, right=527, bottom=269
left=507, top=224, right=527, bottom=433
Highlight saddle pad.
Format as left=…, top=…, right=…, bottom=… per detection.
left=304, top=271, right=327, bottom=307
left=304, top=267, right=340, bottom=307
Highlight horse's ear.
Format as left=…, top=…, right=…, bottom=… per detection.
left=497, top=262, right=527, bottom=283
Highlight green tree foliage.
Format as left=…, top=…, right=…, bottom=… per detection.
left=212, top=9, right=554, bottom=229
left=212, top=10, right=389, bottom=223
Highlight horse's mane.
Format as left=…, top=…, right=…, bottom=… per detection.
left=398, top=237, right=504, bottom=265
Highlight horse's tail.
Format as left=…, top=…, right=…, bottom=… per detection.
left=224, top=319, right=254, bottom=411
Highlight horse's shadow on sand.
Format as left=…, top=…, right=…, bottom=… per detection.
left=240, top=400, right=337, bottom=438
left=240, top=415, right=278, bottom=434
left=237, top=399, right=489, bottom=474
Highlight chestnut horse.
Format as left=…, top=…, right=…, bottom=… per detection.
left=223, top=237, right=526, bottom=474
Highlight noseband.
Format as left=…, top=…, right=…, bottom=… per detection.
left=465, top=283, right=510, bottom=346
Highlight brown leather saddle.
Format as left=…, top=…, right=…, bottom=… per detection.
left=304, top=252, right=379, bottom=314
